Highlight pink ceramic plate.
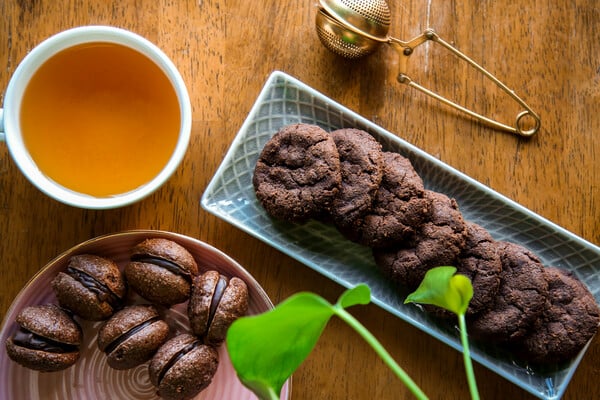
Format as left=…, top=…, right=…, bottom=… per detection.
left=0, top=230, right=291, bottom=400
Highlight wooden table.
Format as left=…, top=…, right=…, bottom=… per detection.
left=1, top=1, right=598, bottom=399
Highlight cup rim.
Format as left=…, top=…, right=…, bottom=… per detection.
left=2, top=25, right=192, bottom=209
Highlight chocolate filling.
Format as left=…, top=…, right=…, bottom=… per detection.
left=67, top=267, right=122, bottom=309
left=157, top=339, right=202, bottom=385
left=104, top=316, right=160, bottom=355
left=206, top=275, right=229, bottom=335
left=130, top=255, right=192, bottom=282
left=12, top=328, right=78, bottom=353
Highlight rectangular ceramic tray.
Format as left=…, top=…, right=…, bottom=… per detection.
left=201, top=70, right=600, bottom=400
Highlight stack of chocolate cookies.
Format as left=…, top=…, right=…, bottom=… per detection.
left=253, top=123, right=600, bottom=365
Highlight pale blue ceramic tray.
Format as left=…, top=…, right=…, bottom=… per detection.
left=201, top=71, right=600, bottom=400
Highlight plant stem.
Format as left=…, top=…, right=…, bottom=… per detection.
left=334, top=307, right=429, bottom=400
left=255, top=385, right=280, bottom=400
left=266, top=387, right=280, bottom=400
left=458, top=314, right=479, bottom=400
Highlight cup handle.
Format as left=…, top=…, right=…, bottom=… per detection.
left=0, top=108, right=5, bottom=142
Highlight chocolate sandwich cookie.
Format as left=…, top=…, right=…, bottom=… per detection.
left=373, top=191, right=468, bottom=290
left=51, top=254, right=127, bottom=320
left=329, top=128, right=384, bottom=230
left=515, top=267, right=599, bottom=364
left=342, top=152, right=432, bottom=248
left=149, top=333, right=219, bottom=400
left=125, top=238, right=199, bottom=306
left=253, top=123, right=341, bottom=222
left=97, top=305, right=170, bottom=370
left=5, top=304, right=82, bottom=372
left=468, top=241, right=549, bottom=343
left=188, top=270, right=249, bottom=346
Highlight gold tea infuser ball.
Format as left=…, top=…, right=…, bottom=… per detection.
left=315, top=0, right=541, bottom=137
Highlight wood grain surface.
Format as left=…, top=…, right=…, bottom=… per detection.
left=1, top=1, right=598, bottom=399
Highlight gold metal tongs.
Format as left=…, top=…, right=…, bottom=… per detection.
left=315, top=0, right=541, bottom=137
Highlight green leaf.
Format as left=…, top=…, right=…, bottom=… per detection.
left=226, top=292, right=333, bottom=398
left=228, top=286, right=370, bottom=399
left=336, top=283, right=371, bottom=309
left=226, top=286, right=374, bottom=399
left=404, top=266, right=473, bottom=316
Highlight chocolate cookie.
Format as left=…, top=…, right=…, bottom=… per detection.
left=329, top=128, right=384, bottom=230
left=253, top=123, right=341, bottom=222
left=468, top=242, right=549, bottom=343
left=373, top=191, right=468, bottom=290
left=515, top=267, right=600, bottom=364
left=149, top=333, right=219, bottom=400
left=188, top=270, right=249, bottom=346
left=125, top=238, right=199, bottom=307
left=343, top=152, right=432, bottom=248
left=5, top=304, right=82, bottom=372
left=422, top=221, right=502, bottom=318
left=455, top=222, right=502, bottom=316
left=97, top=305, right=170, bottom=370
left=51, top=254, right=127, bottom=320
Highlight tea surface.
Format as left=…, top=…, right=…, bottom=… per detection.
left=21, top=42, right=181, bottom=197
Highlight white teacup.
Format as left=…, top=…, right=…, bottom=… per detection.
left=0, top=26, right=192, bottom=209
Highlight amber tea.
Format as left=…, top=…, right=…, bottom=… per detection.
left=20, top=42, right=181, bottom=197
